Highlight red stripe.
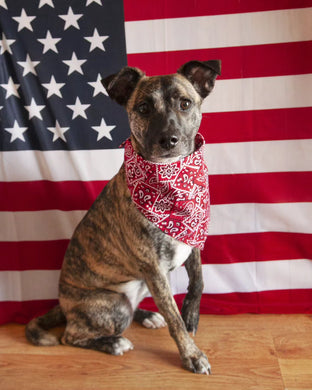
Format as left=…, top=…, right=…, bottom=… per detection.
left=201, top=107, right=312, bottom=143
left=127, top=41, right=312, bottom=79
left=1, top=288, right=311, bottom=325
left=203, top=232, right=312, bottom=264
left=1, top=232, right=311, bottom=271
left=124, top=0, right=312, bottom=21
left=0, top=181, right=106, bottom=212
left=0, top=241, right=68, bottom=271
left=0, top=300, right=58, bottom=325
left=140, top=290, right=312, bottom=314
left=1, top=171, right=311, bottom=212
left=210, top=172, right=312, bottom=205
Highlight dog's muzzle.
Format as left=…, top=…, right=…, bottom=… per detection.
left=159, top=134, right=179, bottom=150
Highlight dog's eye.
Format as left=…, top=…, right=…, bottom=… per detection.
left=137, top=102, right=150, bottom=115
left=180, top=99, right=192, bottom=111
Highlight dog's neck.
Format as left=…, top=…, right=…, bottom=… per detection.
left=123, top=133, right=210, bottom=249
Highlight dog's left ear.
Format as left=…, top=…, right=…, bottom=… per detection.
left=177, top=60, right=221, bottom=99
left=102, top=67, right=145, bottom=106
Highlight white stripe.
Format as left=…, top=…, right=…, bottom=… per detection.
left=0, top=148, right=123, bottom=182
left=1, top=203, right=311, bottom=242
left=0, top=210, right=86, bottom=241
left=203, top=74, right=312, bottom=113
left=209, top=203, right=312, bottom=236
left=171, top=259, right=312, bottom=295
left=125, top=8, right=312, bottom=54
left=1, top=139, right=311, bottom=182
left=0, top=270, right=60, bottom=301
left=205, top=139, right=312, bottom=175
left=1, top=259, right=312, bottom=301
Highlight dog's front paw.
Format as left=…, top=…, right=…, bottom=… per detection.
left=182, top=349, right=211, bottom=375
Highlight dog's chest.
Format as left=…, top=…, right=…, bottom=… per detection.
left=116, top=280, right=149, bottom=310
left=161, top=241, right=192, bottom=273
left=114, top=241, right=192, bottom=310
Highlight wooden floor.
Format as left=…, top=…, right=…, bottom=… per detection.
left=0, top=314, right=312, bottom=390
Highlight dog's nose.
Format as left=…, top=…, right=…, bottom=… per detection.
left=159, top=135, right=179, bottom=150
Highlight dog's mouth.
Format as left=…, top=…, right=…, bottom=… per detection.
left=147, top=137, right=197, bottom=163
left=127, top=133, right=204, bottom=167
left=130, top=132, right=199, bottom=164
left=149, top=150, right=185, bottom=163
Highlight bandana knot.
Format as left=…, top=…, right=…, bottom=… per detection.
left=124, top=133, right=210, bottom=249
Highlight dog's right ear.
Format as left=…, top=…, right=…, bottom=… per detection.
left=102, top=67, right=145, bottom=106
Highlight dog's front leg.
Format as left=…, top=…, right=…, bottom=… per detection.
left=181, top=248, right=204, bottom=335
left=143, top=263, right=211, bottom=374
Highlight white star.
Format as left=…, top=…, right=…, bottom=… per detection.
left=0, top=0, right=8, bottom=9
left=92, top=118, right=116, bottom=141
left=39, top=0, right=54, bottom=8
left=17, top=54, right=40, bottom=76
left=86, top=0, right=102, bottom=5
left=12, top=9, right=36, bottom=32
left=25, top=98, right=45, bottom=120
left=88, top=74, right=108, bottom=97
left=47, top=120, right=69, bottom=142
left=59, top=7, right=83, bottom=30
left=42, top=75, right=65, bottom=98
left=0, top=77, right=20, bottom=98
left=4, top=120, right=28, bottom=142
left=84, top=29, right=109, bottom=52
left=0, top=33, right=15, bottom=54
left=63, top=52, right=87, bottom=75
left=38, top=31, right=61, bottom=54
left=67, top=97, right=90, bottom=119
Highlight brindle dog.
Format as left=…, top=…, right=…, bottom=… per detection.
left=25, top=60, right=221, bottom=374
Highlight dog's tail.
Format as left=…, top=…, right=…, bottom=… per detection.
left=25, top=305, right=66, bottom=346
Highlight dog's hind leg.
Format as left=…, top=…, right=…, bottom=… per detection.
left=134, top=308, right=167, bottom=329
left=60, top=289, right=134, bottom=355
left=25, top=305, right=66, bottom=346
left=63, top=333, right=134, bottom=356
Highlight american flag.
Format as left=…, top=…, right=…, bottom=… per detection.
left=0, top=0, right=311, bottom=324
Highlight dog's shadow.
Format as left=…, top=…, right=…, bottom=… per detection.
left=125, top=324, right=183, bottom=371
left=19, top=321, right=182, bottom=370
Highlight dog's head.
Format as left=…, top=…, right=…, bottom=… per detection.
left=102, top=60, right=221, bottom=162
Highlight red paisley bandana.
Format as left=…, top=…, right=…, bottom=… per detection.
left=124, top=133, right=210, bottom=249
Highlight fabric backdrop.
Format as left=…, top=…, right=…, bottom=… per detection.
left=0, top=0, right=311, bottom=325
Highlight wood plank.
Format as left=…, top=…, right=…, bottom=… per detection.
left=0, top=315, right=311, bottom=390
left=272, top=321, right=312, bottom=390
left=273, top=332, right=312, bottom=359
left=279, top=359, right=312, bottom=389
